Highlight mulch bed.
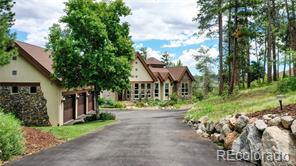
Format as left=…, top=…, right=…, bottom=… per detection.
left=247, top=104, right=296, bottom=118
left=22, top=127, right=64, bottom=155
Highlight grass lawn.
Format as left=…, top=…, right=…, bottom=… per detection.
left=35, top=120, right=115, bottom=141
left=185, top=84, right=296, bottom=122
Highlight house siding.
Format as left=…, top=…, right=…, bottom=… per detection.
left=0, top=54, right=62, bottom=125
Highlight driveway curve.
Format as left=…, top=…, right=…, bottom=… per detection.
left=8, top=110, right=252, bottom=166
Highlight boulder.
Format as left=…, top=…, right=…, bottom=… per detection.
left=222, top=124, right=232, bottom=136
left=215, top=119, right=228, bottom=133
left=268, top=117, right=281, bottom=126
left=263, top=114, right=272, bottom=121
left=232, top=124, right=262, bottom=164
left=249, top=117, right=257, bottom=124
left=202, top=132, right=209, bottom=138
left=255, top=119, right=267, bottom=131
left=205, top=121, right=215, bottom=133
left=261, top=126, right=296, bottom=166
left=199, top=116, right=209, bottom=124
left=224, top=131, right=238, bottom=150
left=235, top=115, right=249, bottom=132
left=229, top=117, right=237, bottom=130
left=196, top=129, right=203, bottom=135
left=197, top=123, right=206, bottom=132
left=210, top=133, right=221, bottom=142
left=291, top=120, right=296, bottom=136
left=281, top=116, right=294, bottom=129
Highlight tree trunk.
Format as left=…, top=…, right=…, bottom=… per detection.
left=94, top=85, right=101, bottom=119
left=272, top=0, right=277, bottom=81
left=218, top=0, right=224, bottom=95
left=267, top=0, right=273, bottom=83
left=229, top=0, right=238, bottom=94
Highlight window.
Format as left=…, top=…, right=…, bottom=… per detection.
left=12, top=56, right=17, bottom=60
left=30, top=86, right=37, bottom=94
left=134, top=83, right=139, bottom=99
left=154, top=83, right=159, bottom=97
left=135, top=68, right=138, bottom=71
left=165, top=83, right=169, bottom=97
left=181, top=83, right=189, bottom=96
left=147, top=83, right=151, bottom=98
left=11, top=86, right=18, bottom=94
left=140, top=84, right=145, bottom=99
left=12, top=70, right=17, bottom=76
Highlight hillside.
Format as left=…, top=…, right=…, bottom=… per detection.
left=185, top=84, right=296, bottom=122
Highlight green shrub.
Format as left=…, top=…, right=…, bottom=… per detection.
left=170, top=93, right=178, bottom=103
left=277, top=77, right=296, bottom=93
left=135, top=101, right=145, bottom=107
left=84, top=114, right=97, bottom=122
left=98, top=98, right=126, bottom=108
left=0, top=110, right=24, bottom=161
left=99, top=112, right=116, bottom=120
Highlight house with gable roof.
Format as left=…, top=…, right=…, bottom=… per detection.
left=109, top=53, right=195, bottom=101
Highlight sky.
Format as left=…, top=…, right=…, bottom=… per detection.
left=12, top=0, right=219, bottom=75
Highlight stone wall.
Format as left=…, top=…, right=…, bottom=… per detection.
left=0, top=86, right=50, bottom=126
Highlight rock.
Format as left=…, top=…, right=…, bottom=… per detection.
left=255, top=119, right=267, bottom=131
left=268, top=117, right=281, bottom=126
left=210, top=133, right=221, bottom=142
left=229, top=117, right=237, bottom=130
left=249, top=117, right=257, bottom=124
left=235, top=115, right=249, bottom=132
left=292, top=120, right=296, bottom=136
left=205, top=121, right=215, bottom=133
left=196, top=129, right=203, bottom=135
left=199, top=116, right=209, bottom=124
left=197, top=123, right=206, bottom=132
left=215, top=119, right=228, bottom=133
left=222, top=124, right=232, bottom=136
left=224, top=131, right=238, bottom=150
left=202, top=132, right=209, bottom=138
left=261, top=126, right=296, bottom=166
left=281, top=116, right=294, bottom=129
left=232, top=124, right=262, bottom=164
left=263, top=114, right=273, bottom=121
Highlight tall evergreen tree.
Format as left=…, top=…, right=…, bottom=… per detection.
left=0, top=0, right=16, bottom=66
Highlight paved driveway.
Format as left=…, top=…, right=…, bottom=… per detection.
left=9, top=110, right=252, bottom=166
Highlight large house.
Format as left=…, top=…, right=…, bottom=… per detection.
left=104, top=53, right=195, bottom=101
left=0, top=41, right=95, bottom=126
left=0, top=41, right=194, bottom=126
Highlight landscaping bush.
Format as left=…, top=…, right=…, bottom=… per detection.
left=84, top=114, right=97, bottom=122
left=99, top=112, right=116, bottom=120
left=277, top=77, right=296, bottom=93
left=0, top=109, right=24, bottom=161
left=98, top=98, right=126, bottom=108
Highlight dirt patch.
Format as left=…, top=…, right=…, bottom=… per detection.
left=22, top=127, right=64, bottom=155
left=247, top=104, right=296, bottom=118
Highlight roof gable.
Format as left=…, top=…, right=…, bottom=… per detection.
left=167, top=67, right=195, bottom=82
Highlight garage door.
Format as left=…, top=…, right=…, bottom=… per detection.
left=78, top=93, right=86, bottom=117
left=64, top=95, right=75, bottom=123
left=88, top=92, right=94, bottom=112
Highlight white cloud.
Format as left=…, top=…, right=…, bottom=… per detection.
left=124, top=0, right=198, bottom=41
left=146, top=47, right=162, bottom=60
left=12, top=0, right=66, bottom=46
left=174, top=46, right=219, bottom=68
left=162, top=34, right=209, bottom=48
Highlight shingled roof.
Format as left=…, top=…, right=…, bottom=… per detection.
left=167, top=66, right=195, bottom=82
left=146, top=57, right=165, bottom=65
left=15, top=41, right=54, bottom=80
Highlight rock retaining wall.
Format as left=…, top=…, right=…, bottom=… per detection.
left=185, top=113, right=296, bottom=165
left=0, top=86, right=50, bottom=126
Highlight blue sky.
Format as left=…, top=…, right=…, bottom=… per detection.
left=12, top=0, right=219, bottom=75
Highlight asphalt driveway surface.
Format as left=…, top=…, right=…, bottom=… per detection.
left=8, top=110, right=252, bottom=166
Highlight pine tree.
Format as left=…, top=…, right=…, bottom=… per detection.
left=0, top=0, right=16, bottom=66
